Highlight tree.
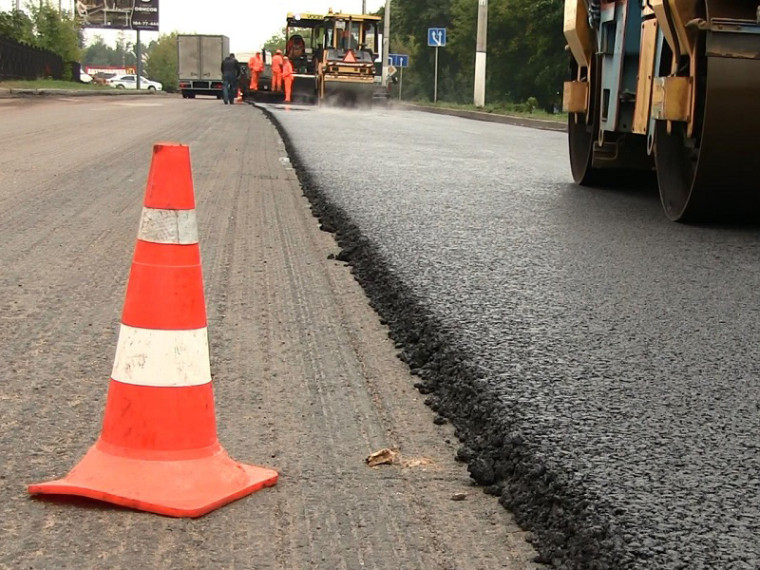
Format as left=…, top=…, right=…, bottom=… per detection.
left=0, top=5, right=82, bottom=80
left=388, top=0, right=463, bottom=102
left=263, top=30, right=286, bottom=52
left=82, top=35, right=114, bottom=66
left=0, top=9, right=35, bottom=44
left=29, top=3, right=81, bottom=73
left=389, top=0, right=565, bottom=108
left=145, top=32, right=178, bottom=92
left=484, top=0, right=565, bottom=109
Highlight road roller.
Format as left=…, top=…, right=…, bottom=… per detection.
left=563, top=1, right=760, bottom=222
left=285, top=10, right=382, bottom=107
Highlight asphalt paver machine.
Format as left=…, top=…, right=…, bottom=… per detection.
left=285, top=10, right=382, bottom=106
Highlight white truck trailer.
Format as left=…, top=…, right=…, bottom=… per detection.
left=177, top=34, right=230, bottom=99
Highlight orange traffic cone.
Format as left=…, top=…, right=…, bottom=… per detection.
left=28, top=143, right=278, bottom=517
left=236, top=88, right=243, bottom=102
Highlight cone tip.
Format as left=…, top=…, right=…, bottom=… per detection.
left=144, top=142, right=195, bottom=210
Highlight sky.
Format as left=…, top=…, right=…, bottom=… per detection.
left=1, top=1, right=386, bottom=53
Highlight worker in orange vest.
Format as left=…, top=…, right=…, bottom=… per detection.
left=282, top=56, right=294, bottom=102
left=248, top=51, right=264, bottom=91
left=271, top=49, right=284, bottom=92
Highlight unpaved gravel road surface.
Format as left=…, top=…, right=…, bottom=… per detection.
left=0, top=96, right=540, bottom=569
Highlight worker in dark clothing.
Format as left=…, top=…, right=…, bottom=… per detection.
left=221, top=53, right=239, bottom=105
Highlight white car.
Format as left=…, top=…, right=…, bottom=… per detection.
left=106, top=74, right=162, bottom=91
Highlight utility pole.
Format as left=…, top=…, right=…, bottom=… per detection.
left=381, top=0, right=390, bottom=86
left=136, top=30, right=142, bottom=89
left=474, top=0, right=488, bottom=107
left=362, top=0, right=366, bottom=13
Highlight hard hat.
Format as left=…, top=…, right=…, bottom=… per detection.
left=276, top=49, right=282, bottom=54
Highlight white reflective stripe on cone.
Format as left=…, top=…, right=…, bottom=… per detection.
left=111, top=325, right=212, bottom=387
left=138, top=208, right=198, bottom=245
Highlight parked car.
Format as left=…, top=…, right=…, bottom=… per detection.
left=106, top=74, right=163, bottom=91
left=92, top=72, right=117, bottom=85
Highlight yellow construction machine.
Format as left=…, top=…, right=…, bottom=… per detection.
left=285, top=10, right=383, bottom=106
left=563, top=1, right=760, bottom=221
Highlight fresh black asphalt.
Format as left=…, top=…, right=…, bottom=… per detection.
left=262, top=103, right=760, bottom=570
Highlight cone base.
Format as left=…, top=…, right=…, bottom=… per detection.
left=28, top=442, right=278, bottom=518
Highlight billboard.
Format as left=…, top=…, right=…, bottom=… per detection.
left=75, top=0, right=159, bottom=31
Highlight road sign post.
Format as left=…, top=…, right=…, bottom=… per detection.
left=136, top=30, right=141, bottom=90
left=434, top=48, right=438, bottom=103
left=382, top=0, right=391, bottom=87
left=427, top=28, right=446, bottom=104
left=388, top=54, right=409, bottom=101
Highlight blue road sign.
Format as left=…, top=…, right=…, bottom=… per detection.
left=427, top=28, right=447, bottom=47
left=388, top=54, right=409, bottom=68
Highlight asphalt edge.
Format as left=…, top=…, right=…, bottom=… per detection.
left=393, top=102, right=567, bottom=132
left=255, top=100, right=631, bottom=570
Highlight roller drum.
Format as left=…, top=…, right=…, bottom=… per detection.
left=568, top=57, right=603, bottom=185
left=322, top=80, right=375, bottom=108
left=656, top=54, right=760, bottom=222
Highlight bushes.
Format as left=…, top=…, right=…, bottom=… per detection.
left=0, top=6, right=80, bottom=81
left=387, top=0, right=566, bottom=109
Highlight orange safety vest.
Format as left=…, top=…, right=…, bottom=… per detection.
left=282, top=60, right=294, bottom=79
left=272, top=53, right=284, bottom=74
left=249, top=55, right=264, bottom=73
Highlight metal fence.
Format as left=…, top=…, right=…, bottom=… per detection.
left=0, top=35, right=64, bottom=80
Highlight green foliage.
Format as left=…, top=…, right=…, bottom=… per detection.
left=485, top=0, right=566, bottom=109
left=114, top=31, right=138, bottom=67
left=263, top=30, right=286, bottom=53
left=82, top=34, right=141, bottom=68
left=30, top=3, right=79, bottom=59
left=145, top=32, right=178, bottom=92
left=83, top=31, right=180, bottom=92
left=0, top=9, right=35, bottom=44
left=0, top=6, right=81, bottom=80
left=81, top=35, right=116, bottom=66
left=389, top=0, right=566, bottom=110
left=84, top=31, right=180, bottom=90
left=391, top=0, right=458, bottom=101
